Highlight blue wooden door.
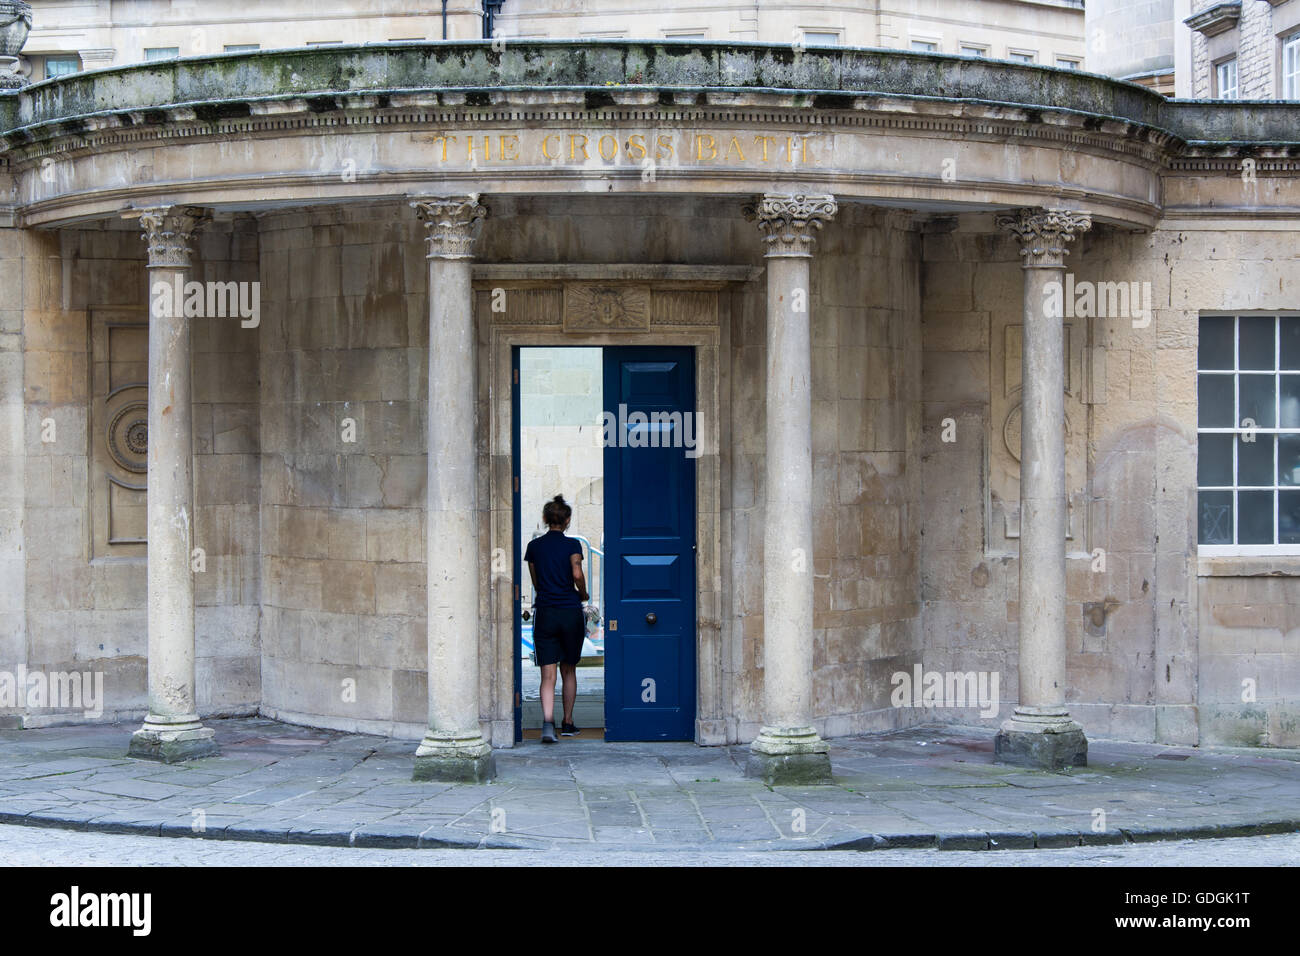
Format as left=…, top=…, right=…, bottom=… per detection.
left=603, top=347, right=696, bottom=741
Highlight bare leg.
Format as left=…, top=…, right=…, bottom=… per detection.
left=560, top=662, right=578, bottom=725
left=540, top=662, right=557, bottom=724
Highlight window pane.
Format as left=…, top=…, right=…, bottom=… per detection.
left=1281, top=491, right=1300, bottom=543
left=1198, top=374, right=1234, bottom=427
left=1239, top=374, right=1276, bottom=428
left=46, top=57, right=80, bottom=77
left=1238, top=435, right=1273, bottom=486
left=1198, top=316, right=1234, bottom=369
left=1198, top=434, right=1233, bottom=486
left=1281, top=317, right=1300, bottom=369
left=1279, top=435, right=1300, bottom=485
left=1238, top=490, right=1274, bottom=544
left=1280, top=375, right=1300, bottom=428
left=1239, top=316, right=1275, bottom=370
left=1198, top=490, right=1233, bottom=544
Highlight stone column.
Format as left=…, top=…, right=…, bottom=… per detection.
left=411, top=195, right=494, bottom=783
left=127, top=205, right=218, bottom=762
left=743, top=193, right=837, bottom=784
left=993, top=207, right=1091, bottom=769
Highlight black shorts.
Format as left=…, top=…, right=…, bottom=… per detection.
left=533, top=605, right=585, bottom=666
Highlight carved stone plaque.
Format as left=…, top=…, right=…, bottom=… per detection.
left=563, top=283, right=651, bottom=333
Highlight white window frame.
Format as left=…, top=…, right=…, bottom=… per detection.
left=959, top=43, right=988, bottom=57
left=1215, top=57, right=1238, bottom=99
left=1055, top=57, right=1081, bottom=70
left=1283, top=32, right=1300, bottom=100
left=909, top=39, right=939, bottom=53
left=664, top=30, right=709, bottom=40
left=144, top=47, right=180, bottom=61
left=800, top=30, right=842, bottom=47
left=43, top=55, right=80, bottom=78
left=223, top=44, right=260, bottom=53
left=1007, top=48, right=1036, bottom=63
left=1198, top=313, right=1300, bottom=556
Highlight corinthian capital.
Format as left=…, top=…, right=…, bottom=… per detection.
left=743, top=193, right=838, bottom=258
left=135, top=206, right=209, bottom=269
left=994, top=207, right=1092, bottom=268
left=411, top=195, right=489, bottom=260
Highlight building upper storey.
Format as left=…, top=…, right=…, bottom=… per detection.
left=18, top=0, right=1087, bottom=81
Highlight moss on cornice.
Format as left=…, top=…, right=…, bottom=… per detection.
left=1, top=40, right=1296, bottom=150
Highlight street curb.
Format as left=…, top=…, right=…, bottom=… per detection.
left=4, top=809, right=1297, bottom=851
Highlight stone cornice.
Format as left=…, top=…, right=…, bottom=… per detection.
left=5, top=38, right=1290, bottom=153
left=1184, top=3, right=1242, bottom=37
left=1, top=94, right=1181, bottom=172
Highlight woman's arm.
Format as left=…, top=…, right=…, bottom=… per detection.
left=570, top=553, right=589, bottom=603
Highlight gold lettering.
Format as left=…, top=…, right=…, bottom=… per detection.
left=599, top=134, right=619, bottom=161
left=753, top=135, right=776, bottom=162
left=655, top=134, right=674, bottom=161
left=499, top=134, right=520, bottom=162
left=569, top=134, right=590, bottom=160
left=626, top=134, right=647, bottom=160
left=724, top=136, right=746, bottom=162
left=785, top=136, right=795, bottom=163
left=696, top=134, right=718, bottom=161
left=433, top=134, right=453, bottom=162
left=466, top=136, right=491, bottom=162
left=801, top=136, right=810, bottom=164
left=542, top=134, right=560, bottom=160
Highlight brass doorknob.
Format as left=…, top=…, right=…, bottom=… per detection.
left=645, top=612, right=657, bottom=625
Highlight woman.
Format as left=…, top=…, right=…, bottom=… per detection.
left=524, top=494, right=589, bottom=743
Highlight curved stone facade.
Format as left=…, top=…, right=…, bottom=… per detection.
left=2, top=42, right=1299, bottom=767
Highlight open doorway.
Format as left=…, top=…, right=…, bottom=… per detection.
left=516, top=347, right=606, bottom=740
left=512, top=345, right=697, bottom=743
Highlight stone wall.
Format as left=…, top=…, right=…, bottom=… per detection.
left=919, top=211, right=1300, bottom=747
left=727, top=204, right=924, bottom=742
left=257, top=205, right=430, bottom=738
left=0, top=226, right=35, bottom=725
left=10, top=219, right=261, bottom=727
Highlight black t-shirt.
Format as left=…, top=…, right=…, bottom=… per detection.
left=524, top=530, right=583, bottom=608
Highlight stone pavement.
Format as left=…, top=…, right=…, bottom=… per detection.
left=1, top=717, right=1299, bottom=852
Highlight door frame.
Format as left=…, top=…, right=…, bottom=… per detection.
left=480, top=275, right=735, bottom=748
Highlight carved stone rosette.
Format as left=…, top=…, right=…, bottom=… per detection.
left=994, top=207, right=1092, bottom=268
left=136, top=206, right=208, bottom=269
left=411, top=195, right=489, bottom=259
left=744, top=193, right=838, bottom=258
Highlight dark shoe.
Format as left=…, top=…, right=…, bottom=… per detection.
left=541, top=721, right=558, bottom=743
left=560, top=722, right=579, bottom=736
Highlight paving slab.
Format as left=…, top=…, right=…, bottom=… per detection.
left=2, top=718, right=1300, bottom=851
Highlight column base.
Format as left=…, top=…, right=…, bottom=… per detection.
left=994, top=710, right=1087, bottom=770
left=127, top=717, right=219, bottom=764
left=412, top=730, right=496, bottom=783
left=745, top=726, right=832, bottom=784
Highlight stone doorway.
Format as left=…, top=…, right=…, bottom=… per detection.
left=478, top=268, right=740, bottom=748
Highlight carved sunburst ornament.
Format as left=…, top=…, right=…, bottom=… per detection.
left=107, top=400, right=148, bottom=473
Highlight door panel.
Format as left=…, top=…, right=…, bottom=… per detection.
left=603, top=347, right=696, bottom=741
